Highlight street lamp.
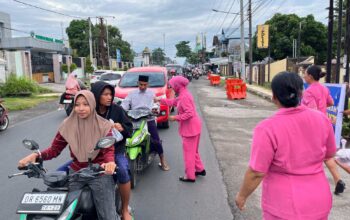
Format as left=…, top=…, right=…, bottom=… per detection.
left=297, top=20, right=305, bottom=63
left=212, top=9, right=240, bottom=15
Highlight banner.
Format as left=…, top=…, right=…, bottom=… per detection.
left=116, top=49, right=121, bottom=63
left=257, top=25, right=269, bottom=49
left=304, top=83, right=346, bottom=148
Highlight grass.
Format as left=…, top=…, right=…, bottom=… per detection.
left=3, top=94, right=59, bottom=111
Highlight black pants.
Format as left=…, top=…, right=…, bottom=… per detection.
left=147, top=120, right=164, bottom=155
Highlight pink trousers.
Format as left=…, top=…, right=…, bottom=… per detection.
left=182, top=134, right=205, bottom=180
left=263, top=211, right=328, bottom=220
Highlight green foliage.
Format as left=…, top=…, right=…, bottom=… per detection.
left=342, top=116, right=350, bottom=138
left=123, top=66, right=128, bottom=71
left=61, top=64, right=68, bottom=73
left=252, top=13, right=327, bottom=64
left=187, top=52, right=200, bottom=64
left=175, top=41, right=192, bottom=58
left=70, top=63, right=78, bottom=72
left=152, top=48, right=165, bottom=65
left=66, top=20, right=134, bottom=62
left=1, top=75, right=39, bottom=96
left=85, top=58, right=94, bottom=73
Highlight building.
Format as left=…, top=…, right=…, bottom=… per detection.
left=0, top=11, right=71, bottom=83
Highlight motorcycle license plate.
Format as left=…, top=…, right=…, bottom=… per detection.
left=63, top=99, right=72, bottom=104
left=17, top=192, right=67, bottom=214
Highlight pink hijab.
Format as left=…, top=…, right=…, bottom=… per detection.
left=65, top=73, right=79, bottom=90
left=168, top=76, right=189, bottom=94
left=58, top=90, right=112, bottom=162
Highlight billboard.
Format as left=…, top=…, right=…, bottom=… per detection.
left=116, top=49, right=121, bottom=63
left=257, top=25, right=269, bottom=49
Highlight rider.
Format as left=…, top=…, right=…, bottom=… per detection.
left=121, top=75, right=170, bottom=171
left=91, top=81, right=133, bottom=220
left=18, top=90, right=118, bottom=220
left=59, top=73, right=82, bottom=110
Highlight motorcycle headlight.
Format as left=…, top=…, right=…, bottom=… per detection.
left=57, top=200, right=78, bottom=220
left=131, top=127, right=147, bottom=145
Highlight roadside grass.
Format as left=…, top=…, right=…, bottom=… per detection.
left=3, top=95, right=59, bottom=111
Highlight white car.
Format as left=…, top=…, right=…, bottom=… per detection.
left=100, top=72, right=122, bottom=87
left=90, top=70, right=111, bottom=85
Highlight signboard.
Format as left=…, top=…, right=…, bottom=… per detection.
left=116, top=49, right=121, bottom=63
left=257, top=25, right=269, bottom=49
left=33, top=34, right=63, bottom=44
left=304, top=83, right=346, bottom=148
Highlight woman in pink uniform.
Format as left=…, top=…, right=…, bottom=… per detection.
left=301, top=65, right=345, bottom=195
left=236, top=72, right=336, bottom=219
left=156, top=76, right=205, bottom=182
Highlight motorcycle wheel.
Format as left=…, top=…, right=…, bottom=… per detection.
left=0, top=115, right=9, bottom=131
left=64, top=103, right=73, bottom=116
left=129, top=157, right=138, bottom=189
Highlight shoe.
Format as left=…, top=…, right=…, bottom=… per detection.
left=334, top=179, right=346, bottom=195
left=158, top=162, right=170, bottom=171
left=179, top=176, right=195, bottom=183
left=195, top=169, right=206, bottom=176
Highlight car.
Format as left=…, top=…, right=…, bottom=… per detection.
left=115, top=66, right=175, bottom=128
left=100, top=72, right=122, bottom=87
left=90, top=70, right=111, bottom=85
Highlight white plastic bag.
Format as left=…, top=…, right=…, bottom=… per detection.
left=109, top=119, right=123, bottom=142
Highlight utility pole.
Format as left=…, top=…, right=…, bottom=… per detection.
left=248, top=0, right=253, bottom=84
left=326, top=0, right=334, bottom=83
left=106, top=19, right=110, bottom=69
left=88, top=17, right=93, bottom=64
left=240, top=0, right=246, bottom=80
left=98, top=17, right=107, bottom=67
left=335, top=0, right=343, bottom=83
left=297, top=21, right=302, bottom=63
left=60, top=22, right=64, bottom=41
left=345, top=0, right=350, bottom=83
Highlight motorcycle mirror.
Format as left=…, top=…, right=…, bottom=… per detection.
left=22, top=139, right=39, bottom=151
left=94, top=137, right=116, bottom=150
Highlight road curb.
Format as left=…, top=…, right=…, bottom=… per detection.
left=246, top=87, right=273, bottom=102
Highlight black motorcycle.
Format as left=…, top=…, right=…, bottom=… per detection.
left=9, top=137, right=121, bottom=220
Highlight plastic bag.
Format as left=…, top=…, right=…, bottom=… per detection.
left=109, top=119, right=123, bottom=142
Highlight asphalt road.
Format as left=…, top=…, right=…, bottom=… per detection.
left=0, top=84, right=233, bottom=219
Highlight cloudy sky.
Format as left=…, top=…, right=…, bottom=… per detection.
left=0, top=0, right=329, bottom=58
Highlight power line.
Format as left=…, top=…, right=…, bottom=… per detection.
left=216, top=0, right=237, bottom=34
left=2, top=26, right=31, bottom=34
left=13, top=0, right=84, bottom=19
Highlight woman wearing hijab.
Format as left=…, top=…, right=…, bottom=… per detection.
left=235, top=72, right=336, bottom=220
left=155, top=76, right=205, bottom=182
left=301, top=65, right=345, bottom=195
left=18, top=90, right=118, bottom=220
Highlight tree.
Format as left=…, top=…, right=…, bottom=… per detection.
left=252, top=13, right=328, bottom=64
left=85, top=58, right=94, bottom=73
left=151, top=48, right=165, bottom=65
left=187, top=52, right=200, bottom=64
left=175, top=41, right=192, bottom=58
left=66, top=20, right=134, bottom=62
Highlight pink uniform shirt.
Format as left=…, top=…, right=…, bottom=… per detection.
left=160, top=76, right=201, bottom=137
left=302, top=82, right=333, bottom=114
left=250, top=106, right=336, bottom=219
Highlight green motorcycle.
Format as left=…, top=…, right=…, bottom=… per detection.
left=126, top=108, right=156, bottom=189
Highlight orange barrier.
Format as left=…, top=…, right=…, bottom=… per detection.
left=207, top=72, right=211, bottom=80
left=210, top=74, right=221, bottom=86
left=225, top=79, right=247, bottom=100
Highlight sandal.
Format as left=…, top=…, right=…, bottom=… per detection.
left=158, top=162, right=170, bottom=171
left=179, top=176, right=195, bottom=183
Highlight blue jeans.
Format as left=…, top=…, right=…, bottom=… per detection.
left=57, top=153, right=130, bottom=184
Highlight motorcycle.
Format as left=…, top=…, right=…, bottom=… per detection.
left=185, top=72, right=193, bottom=82
left=60, top=93, right=75, bottom=116
left=193, top=70, right=200, bottom=80
left=0, top=99, right=9, bottom=131
left=125, top=108, right=157, bottom=189
left=9, top=137, right=121, bottom=220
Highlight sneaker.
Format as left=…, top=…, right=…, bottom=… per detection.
left=334, top=180, right=346, bottom=195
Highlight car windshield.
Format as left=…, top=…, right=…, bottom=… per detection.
left=100, top=73, right=121, bottom=81
left=166, top=66, right=183, bottom=73
left=119, top=72, right=165, bottom=87
left=93, top=71, right=105, bottom=76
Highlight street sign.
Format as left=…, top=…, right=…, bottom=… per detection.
left=116, top=49, right=121, bottom=62
left=257, top=25, right=269, bottom=49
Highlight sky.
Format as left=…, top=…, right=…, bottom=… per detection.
left=0, top=0, right=329, bottom=58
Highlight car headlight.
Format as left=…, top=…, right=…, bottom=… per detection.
left=158, top=94, right=167, bottom=99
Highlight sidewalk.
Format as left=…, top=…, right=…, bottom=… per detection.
left=246, top=84, right=272, bottom=101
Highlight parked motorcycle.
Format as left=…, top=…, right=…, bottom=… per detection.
left=9, top=137, right=121, bottom=220
left=125, top=108, right=157, bottom=189
left=0, top=99, right=9, bottom=131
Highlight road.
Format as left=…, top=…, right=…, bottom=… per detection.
left=0, top=83, right=233, bottom=220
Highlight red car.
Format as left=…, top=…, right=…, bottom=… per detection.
left=115, top=66, right=175, bottom=128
